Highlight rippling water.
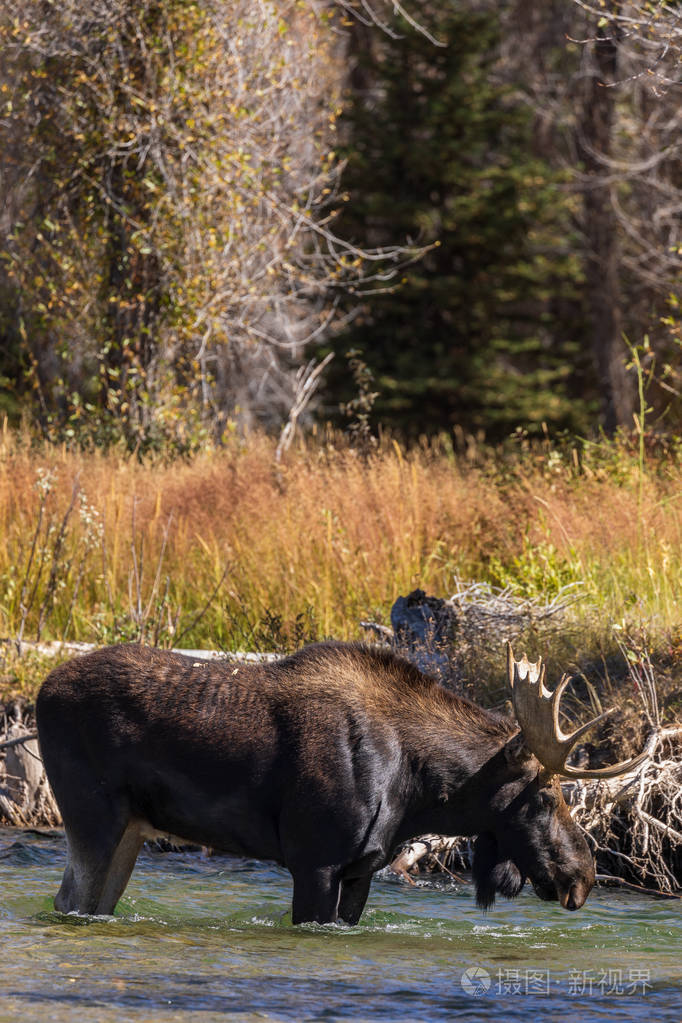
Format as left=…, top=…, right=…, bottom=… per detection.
left=1, top=827, right=680, bottom=1022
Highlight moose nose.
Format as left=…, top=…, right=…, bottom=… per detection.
left=560, top=883, right=586, bottom=911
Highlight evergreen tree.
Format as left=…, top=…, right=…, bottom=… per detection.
left=330, top=4, right=590, bottom=440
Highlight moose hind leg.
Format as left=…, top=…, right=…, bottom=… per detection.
left=56, top=819, right=143, bottom=916
left=94, top=819, right=145, bottom=915
left=54, top=793, right=139, bottom=916
left=56, top=837, right=114, bottom=915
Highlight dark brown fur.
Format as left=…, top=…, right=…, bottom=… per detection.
left=36, top=641, right=595, bottom=923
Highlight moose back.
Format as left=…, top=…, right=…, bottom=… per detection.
left=36, top=641, right=645, bottom=923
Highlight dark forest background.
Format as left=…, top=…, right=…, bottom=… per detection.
left=0, top=0, right=680, bottom=453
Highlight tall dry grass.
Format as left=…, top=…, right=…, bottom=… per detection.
left=0, top=423, right=681, bottom=659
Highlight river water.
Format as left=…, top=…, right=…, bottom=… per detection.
left=1, top=827, right=679, bottom=1022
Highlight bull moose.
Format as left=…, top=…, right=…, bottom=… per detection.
left=35, top=640, right=647, bottom=924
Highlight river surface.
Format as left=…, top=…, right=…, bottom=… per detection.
left=0, top=827, right=680, bottom=1022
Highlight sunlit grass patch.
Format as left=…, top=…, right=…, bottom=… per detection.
left=0, top=426, right=680, bottom=702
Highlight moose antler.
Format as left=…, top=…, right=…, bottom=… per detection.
left=506, top=642, right=651, bottom=779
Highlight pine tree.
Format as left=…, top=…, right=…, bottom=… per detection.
left=331, top=3, right=589, bottom=440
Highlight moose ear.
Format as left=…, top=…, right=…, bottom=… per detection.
left=504, top=730, right=535, bottom=766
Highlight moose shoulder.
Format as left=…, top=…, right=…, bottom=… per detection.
left=36, top=641, right=647, bottom=924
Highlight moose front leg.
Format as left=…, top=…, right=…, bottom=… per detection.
left=338, top=874, right=372, bottom=925
left=291, top=866, right=342, bottom=924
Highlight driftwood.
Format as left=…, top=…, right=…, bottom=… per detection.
left=378, top=582, right=581, bottom=654
left=594, top=873, right=682, bottom=900
left=388, top=591, right=454, bottom=676
left=0, top=638, right=277, bottom=662
left=362, top=580, right=583, bottom=686
left=390, top=834, right=469, bottom=883
left=0, top=730, right=38, bottom=751
left=567, top=726, right=682, bottom=893
left=0, top=722, right=60, bottom=826
left=567, top=645, right=682, bottom=894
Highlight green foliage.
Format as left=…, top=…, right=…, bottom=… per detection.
left=331, top=3, right=590, bottom=440
left=0, top=0, right=349, bottom=455
left=0, top=1, right=204, bottom=453
left=340, top=349, right=379, bottom=454
left=486, top=536, right=587, bottom=601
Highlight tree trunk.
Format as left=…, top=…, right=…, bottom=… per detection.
left=577, top=21, right=633, bottom=432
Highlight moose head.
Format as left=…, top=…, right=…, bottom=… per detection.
left=472, top=642, right=648, bottom=911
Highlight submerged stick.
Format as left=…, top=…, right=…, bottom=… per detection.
left=595, top=873, right=682, bottom=901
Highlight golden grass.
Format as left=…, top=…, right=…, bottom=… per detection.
left=0, top=424, right=681, bottom=662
